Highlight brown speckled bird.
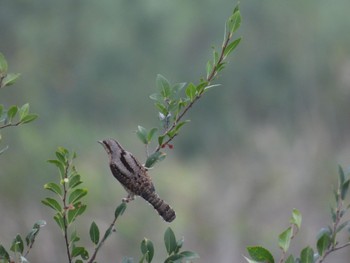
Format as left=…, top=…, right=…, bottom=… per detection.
left=99, top=138, right=176, bottom=222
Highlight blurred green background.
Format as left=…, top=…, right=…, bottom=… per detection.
left=1, top=0, right=350, bottom=262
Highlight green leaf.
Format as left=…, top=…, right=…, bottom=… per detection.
left=149, top=93, right=163, bottom=102
left=206, top=61, right=213, bottom=79
left=0, top=53, right=8, bottom=73
left=290, top=209, right=302, bottom=229
left=136, top=126, right=148, bottom=144
left=72, top=247, right=89, bottom=259
left=10, top=234, right=24, bottom=254
left=213, top=49, right=219, bottom=65
left=164, top=254, right=183, bottom=263
left=174, top=120, right=190, bottom=134
left=53, top=213, right=65, bottom=231
left=246, top=246, right=274, bottom=263
left=102, top=225, right=113, bottom=240
left=317, top=233, right=330, bottom=256
left=156, top=74, right=171, bottom=98
left=185, top=83, right=197, bottom=102
left=339, top=165, right=345, bottom=186
left=158, top=135, right=165, bottom=146
left=42, top=197, right=62, bottom=213
left=67, top=203, right=87, bottom=224
left=90, top=221, right=100, bottom=245
left=179, top=251, right=200, bottom=260
left=204, top=84, right=221, bottom=91
left=69, top=174, right=83, bottom=188
left=18, top=103, right=29, bottom=120
left=70, top=230, right=80, bottom=244
left=171, top=82, right=186, bottom=96
left=2, top=73, right=21, bottom=87
left=155, top=102, right=168, bottom=116
left=300, top=247, right=314, bottom=263
left=0, top=244, right=10, bottom=261
left=174, top=236, right=184, bottom=254
left=68, top=188, right=88, bottom=204
left=7, top=105, right=18, bottom=121
left=341, top=179, right=350, bottom=200
left=48, top=159, right=65, bottom=180
left=44, top=182, right=62, bottom=196
left=228, top=7, right=241, bottom=34
left=285, top=255, right=295, bottom=263
left=141, top=238, right=154, bottom=263
left=115, top=202, right=127, bottom=218
left=224, top=37, right=242, bottom=58
left=164, top=227, right=177, bottom=255
left=147, top=128, right=158, bottom=143
left=145, top=151, right=166, bottom=168
left=336, top=220, right=349, bottom=233
left=20, top=114, right=38, bottom=124
left=25, top=220, right=46, bottom=246
left=243, top=256, right=260, bottom=263
left=278, top=227, right=292, bottom=252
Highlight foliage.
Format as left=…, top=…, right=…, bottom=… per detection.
left=137, top=5, right=242, bottom=167
left=0, top=53, right=38, bottom=155
left=244, top=166, right=350, bottom=263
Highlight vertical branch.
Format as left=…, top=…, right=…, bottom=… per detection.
left=62, top=161, right=72, bottom=263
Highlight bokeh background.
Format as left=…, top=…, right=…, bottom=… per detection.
left=1, top=0, right=350, bottom=262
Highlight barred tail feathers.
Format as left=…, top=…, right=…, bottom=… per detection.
left=141, top=191, right=176, bottom=222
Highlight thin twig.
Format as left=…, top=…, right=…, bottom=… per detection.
left=0, top=121, right=22, bottom=130
left=62, top=160, right=72, bottom=263
left=153, top=28, right=234, bottom=154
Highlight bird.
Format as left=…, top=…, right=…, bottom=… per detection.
left=99, top=138, right=176, bottom=222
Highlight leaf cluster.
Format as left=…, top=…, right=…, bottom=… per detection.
left=121, top=227, right=199, bottom=263
left=0, top=53, right=37, bottom=155
left=0, top=221, right=46, bottom=263
left=244, top=166, right=350, bottom=263
left=136, top=5, right=242, bottom=168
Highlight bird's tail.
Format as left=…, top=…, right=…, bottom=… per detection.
left=141, top=191, right=176, bottom=222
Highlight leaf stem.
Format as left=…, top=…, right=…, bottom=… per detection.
left=153, top=23, right=235, bottom=154
left=62, top=160, right=72, bottom=263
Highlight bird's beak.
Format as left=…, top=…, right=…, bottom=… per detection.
left=97, top=140, right=104, bottom=145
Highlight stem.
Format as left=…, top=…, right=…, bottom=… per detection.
left=0, top=121, right=22, bottom=130
left=62, top=161, right=72, bottom=263
left=88, top=204, right=125, bottom=263
left=154, top=29, right=234, bottom=154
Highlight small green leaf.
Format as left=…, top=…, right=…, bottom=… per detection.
left=67, top=203, right=87, bottom=224
left=278, top=227, right=292, bottom=252
left=341, top=179, right=350, bottom=200
left=158, top=135, right=165, bottom=146
left=53, top=213, right=65, bottom=231
left=0, top=244, right=10, bottom=261
left=90, top=221, right=100, bottom=245
left=317, top=232, right=330, bottom=257
left=185, top=83, right=197, bottom=102
left=18, top=103, right=29, bottom=120
left=228, top=7, right=241, bottom=34
left=171, top=82, right=186, bottom=96
left=2, top=73, right=21, bottom=87
left=285, top=255, right=294, bottom=263
left=7, top=105, right=18, bottom=121
left=246, top=246, right=274, bottom=263
left=174, top=120, right=190, bottom=134
left=339, top=165, right=345, bottom=186
left=164, top=227, right=177, bottom=255
left=174, top=236, right=184, bottom=254
left=68, top=188, right=88, bottom=204
left=48, top=159, right=65, bottom=180
left=0, top=53, right=8, bottom=73
left=164, top=254, right=183, bottom=263
left=44, top=182, right=62, bottom=196
left=336, top=221, right=349, bottom=233
left=180, top=251, right=200, bottom=260
left=102, top=225, right=113, bottom=240
left=141, top=238, right=154, bottom=263
left=156, top=74, right=171, bottom=98
left=204, top=84, right=221, bottom=91
left=72, top=247, right=89, bottom=259
left=145, top=151, right=166, bottom=168
left=300, top=247, right=314, bottom=263
left=10, top=234, right=24, bottom=254
left=149, top=93, right=163, bottom=102
left=213, top=49, right=219, bottom=65
left=290, top=209, right=302, bottom=229
left=115, top=202, right=127, bottom=218
left=155, top=102, right=168, bottom=116
left=69, top=174, right=83, bottom=188
left=70, top=230, right=80, bottom=244
left=136, top=126, right=148, bottom=144
left=42, top=197, right=62, bottom=213
left=224, top=37, right=242, bottom=58
left=147, top=128, right=158, bottom=143
left=20, top=114, right=38, bottom=124
left=206, top=61, right=213, bottom=79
